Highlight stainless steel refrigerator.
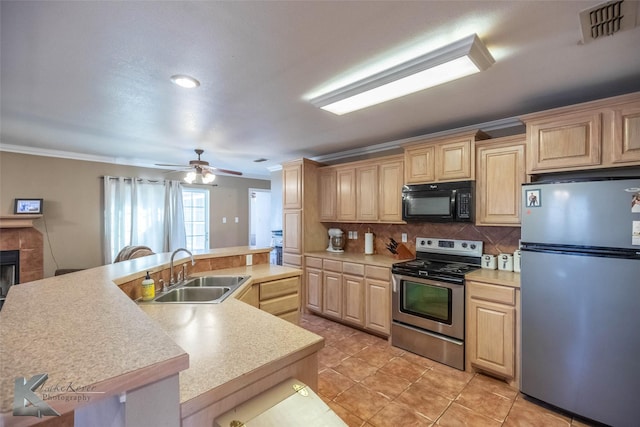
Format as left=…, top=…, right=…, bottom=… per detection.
left=520, top=178, right=640, bottom=427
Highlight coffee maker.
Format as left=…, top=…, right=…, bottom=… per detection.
left=326, top=228, right=345, bottom=252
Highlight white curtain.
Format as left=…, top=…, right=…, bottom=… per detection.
left=103, top=177, right=187, bottom=264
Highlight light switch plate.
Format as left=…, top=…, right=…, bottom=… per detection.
left=235, top=217, right=239, bottom=223
left=401, top=233, right=408, bottom=243
left=222, top=217, right=227, bottom=224
left=246, top=254, right=253, bottom=265
left=353, top=231, right=358, bottom=239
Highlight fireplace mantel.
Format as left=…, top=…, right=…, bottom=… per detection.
left=0, top=215, right=42, bottom=229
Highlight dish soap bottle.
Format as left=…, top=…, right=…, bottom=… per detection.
left=141, top=271, right=155, bottom=301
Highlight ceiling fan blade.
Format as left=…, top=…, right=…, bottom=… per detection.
left=155, top=163, right=190, bottom=167
left=210, top=167, right=243, bottom=176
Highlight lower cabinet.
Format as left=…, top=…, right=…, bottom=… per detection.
left=466, top=279, right=520, bottom=386
left=305, top=256, right=391, bottom=336
left=237, top=275, right=301, bottom=324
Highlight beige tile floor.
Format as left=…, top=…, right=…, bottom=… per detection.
left=299, top=313, right=601, bottom=427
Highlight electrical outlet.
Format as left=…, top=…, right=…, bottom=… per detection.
left=246, top=254, right=253, bottom=265
left=401, top=233, right=408, bottom=243
left=353, top=231, right=358, bottom=239
left=348, top=231, right=353, bottom=239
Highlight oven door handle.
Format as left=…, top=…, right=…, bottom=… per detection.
left=392, top=275, right=398, bottom=293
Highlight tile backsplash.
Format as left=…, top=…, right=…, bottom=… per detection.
left=326, top=223, right=520, bottom=258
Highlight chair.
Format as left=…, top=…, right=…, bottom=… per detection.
left=114, top=245, right=155, bottom=263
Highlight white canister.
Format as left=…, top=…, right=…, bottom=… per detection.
left=513, top=250, right=521, bottom=273
left=482, top=254, right=497, bottom=270
left=498, top=253, right=514, bottom=271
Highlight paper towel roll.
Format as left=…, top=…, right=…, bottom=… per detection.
left=364, top=232, right=374, bottom=255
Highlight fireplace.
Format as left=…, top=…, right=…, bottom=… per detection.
left=0, top=250, right=19, bottom=310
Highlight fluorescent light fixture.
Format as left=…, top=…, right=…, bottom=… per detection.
left=170, top=74, right=200, bottom=89
left=309, top=34, right=494, bottom=115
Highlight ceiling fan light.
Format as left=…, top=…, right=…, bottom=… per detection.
left=170, top=74, right=200, bottom=89
left=184, top=171, right=197, bottom=184
left=202, top=171, right=216, bottom=183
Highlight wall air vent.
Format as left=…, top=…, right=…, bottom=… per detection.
left=579, top=0, right=638, bottom=43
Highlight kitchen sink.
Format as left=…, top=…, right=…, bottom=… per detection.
left=182, top=276, right=247, bottom=288
left=150, top=275, right=249, bottom=303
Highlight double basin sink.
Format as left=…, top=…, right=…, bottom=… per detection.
left=151, top=275, right=249, bottom=304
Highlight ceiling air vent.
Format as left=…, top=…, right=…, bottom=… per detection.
left=580, top=0, right=638, bottom=43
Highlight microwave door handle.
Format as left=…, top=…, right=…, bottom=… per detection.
left=450, top=190, right=457, bottom=217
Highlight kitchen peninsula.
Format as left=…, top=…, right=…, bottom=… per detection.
left=0, top=247, right=323, bottom=427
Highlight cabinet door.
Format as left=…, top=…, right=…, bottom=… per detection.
left=527, top=111, right=602, bottom=172
left=356, top=164, right=378, bottom=222
left=343, top=274, right=365, bottom=326
left=437, top=139, right=473, bottom=181
left=611, top=104, right=640, bottom=164
left=283, top=210, right=302, bottom=254
left=318, top=168, right=337, bottom=221
left=378, top=159, right=403, bottom=222
left=237, top=284, right=259, bottom=308
left=476, top=138, right=526, bottom=226
left=282, top=162, right=303, bottom=209
left=365, top=278, right=390, bottom=335
left=467, top=298, right=515, bottom=379
left=322, top=272, right=343, bottom=319
left=336, top=168, right=356, bottom=221
left=305, top=267, right=322, bottom=312
left=404, top=145, right=435, bottom=184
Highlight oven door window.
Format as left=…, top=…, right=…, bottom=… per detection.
left=400, top=280, right=452, bottom=324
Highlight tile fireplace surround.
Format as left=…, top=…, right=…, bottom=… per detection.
left=0, top=217, right=44, bottom=284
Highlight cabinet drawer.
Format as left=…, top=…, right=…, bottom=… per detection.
left=260, top=277, right=299, bottom=300
left=306, top=257, right=323, bottom=269
left=468, top=281, right=515, bottom=305
left=260, top=294, right=299, bottom=316
left=323, top=259, right=343, bottom=272
left=342, top=262, right=364, bottom=276
left=365, top=265, right=390, bottom=281
left=283, top=253, right=302, bottom=267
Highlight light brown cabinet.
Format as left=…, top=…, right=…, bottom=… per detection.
left=305, top=257, right=323, bottom=312
left=378, top=158, right=404, bottom=222
left=304, top=256, right=391, bottom=336
left=403, top=130, right=488, bottom=184
left=364, top=265, right=391, bottom=335
left=522, top=92, right=640, bottom=174
left=336, top=167, right=356, bottom=221
left=281, top=159, right=327, bottom=269
left=236, top=275, right=301, bottom=324
left=318, top=155, right=404, bottom=224
left=259, top=276, right=301, bottom=324
left=356, top=165, right=378, bottom=222
left=318, top=168, right=337, bottom=221
left=322, top=259, right=343, bottom=320
left=466, top=279, right=520, bottom=386
left=475, top=135, right=526, bottom=226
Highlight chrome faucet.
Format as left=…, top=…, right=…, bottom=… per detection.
left=170, top=248, right=195, bottom=285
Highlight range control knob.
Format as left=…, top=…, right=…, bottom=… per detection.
left=470, top=244, right=477, bottom=250
left=420, top=240, right=426, bottom=246
left=426, top=240, right=432, bottom=246
left=461, top=242, right=468, bottom=248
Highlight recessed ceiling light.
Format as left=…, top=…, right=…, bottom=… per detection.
left=170, top=74, right=200, bottom=89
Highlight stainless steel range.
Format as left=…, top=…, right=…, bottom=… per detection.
left=391, top=237, right=483, bottom=370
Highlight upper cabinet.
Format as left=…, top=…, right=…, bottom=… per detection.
left=319, top=155, right=404, bottom=224
left=522, top=92, right=640, bottom=174
left=475, top=135, right=526, bottom=226
left=403, top=130, right=489, bottom=184
left=282, top=162, right=303, bottom=209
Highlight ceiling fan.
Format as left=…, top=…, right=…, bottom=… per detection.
left=156, top=149, right=243, bottom=183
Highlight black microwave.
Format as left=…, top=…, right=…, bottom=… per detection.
left=402, top=181, right=474, bottom=222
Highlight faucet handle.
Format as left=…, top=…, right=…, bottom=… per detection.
left=159, top=279, right=168, bottom=292
left=177, top=271, right=183, bottom=282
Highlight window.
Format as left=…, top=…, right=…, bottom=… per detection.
left=182, top=188, right=210, bottom=251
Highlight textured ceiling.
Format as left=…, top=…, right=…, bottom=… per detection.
left=2, top=1, right=640, bottom=178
